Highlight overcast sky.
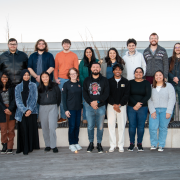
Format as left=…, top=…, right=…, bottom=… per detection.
left=0, top=0, right=179, bottom=43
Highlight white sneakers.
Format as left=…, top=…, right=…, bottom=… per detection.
left=109, top=147, right=124, bottom=152
left=109, top=147, right=116, bottom=152
left=69, top=144, right=82, bottom=152
left=75, top=144, right=82, bottom=150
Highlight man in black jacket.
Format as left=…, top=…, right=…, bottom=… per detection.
left=83, top=62, right=109, bottom=153
left=143, top=33, right=168, bottom=84
left=107, top=64, right=130, bottom=153
left=0, top=38, right=28, bottom=85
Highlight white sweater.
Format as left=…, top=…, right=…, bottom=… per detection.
left=123, top=50, right=146, bottom=80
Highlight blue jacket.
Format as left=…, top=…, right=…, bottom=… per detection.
left=28, top=52, right=55, bottom=82
left=15, top=81, right=38, bottom=122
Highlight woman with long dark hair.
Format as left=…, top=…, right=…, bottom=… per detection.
left=127, top=67, right=151, bottom=152
left=15, top=69, right=39, bottom=155
left=79, top=47, right=99, bottom=123
left=62, top=68, right=82, bottom=152
left=168, top=43, right=180, bottom=121
left=38, top=72, right=61, bottom=153
left=148, top=70, right=175, bottom=151
left=101, top=47, right=125, bottom=79
left=0, top=72, right=16, bottom=154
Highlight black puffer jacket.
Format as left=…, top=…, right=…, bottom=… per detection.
left=0, top=50, right=28, bottom=85
left=38, top=84, right=61, bottom=106
left=0, top=87, right=16, bottom=123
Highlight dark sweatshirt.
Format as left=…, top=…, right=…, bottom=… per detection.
left=83, top=74, right=109, bottom=107
left=128, top=80, right=151, bottom=107
left=108, top=76, right=130, bottom=106
left=62, top=80, right=82, bottom=111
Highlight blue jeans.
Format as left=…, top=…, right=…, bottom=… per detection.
left=82, top=88, right=86, bottom=120
left=149, top=108, right=172, bottom=148
left=85, top=102, right=105, bottom=143
left=35, top=82, right=39, bottom=116
left=127, top=106, right=148, bottom=144
left=58, top=78, right=69, bottom=119
left=68, top=110, right=81, bottom=145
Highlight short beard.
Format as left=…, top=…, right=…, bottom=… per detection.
left=150, top=42, right=158, bottom=46
left=37, top=48, right=46, bottom=52
left=92, top=72, right=100, bottom=76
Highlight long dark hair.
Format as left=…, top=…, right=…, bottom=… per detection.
left=38, top=72, right=57, bottom=93
left=105, top=47, right=125, bottom=66
left=0, top=72, right=14, bottom=92
left=169, top=43, right=180, bottom=72
left=152, top=70, right=166, bottom=88
left=83, top=47, right=97, bottom=65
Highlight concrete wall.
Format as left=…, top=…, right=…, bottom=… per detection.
left=1, top=128, right=180, bottom=149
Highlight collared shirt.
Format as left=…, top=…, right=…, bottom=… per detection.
left=128, top=51, right=136, bottom=56
left=150, top=48, right=156, bottom=56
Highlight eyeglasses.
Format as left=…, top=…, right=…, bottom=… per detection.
left=70, top=73, right=77, bottom=76
left=175, top=47, right=180, bottom=49
left=1, top=76, right=8, bottom=79
left=38, top=43, right=45, bottom=45
left=9, top=44, right=17, bottom=46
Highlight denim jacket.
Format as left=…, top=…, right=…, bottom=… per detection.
left=15, top=81, right=38, bottom=122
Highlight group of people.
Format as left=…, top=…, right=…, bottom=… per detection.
left=0, top=32, right=179, bottom=155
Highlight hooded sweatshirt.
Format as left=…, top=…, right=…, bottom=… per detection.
left=123, top=50, right=146, bottom=80
left=83, top=73, right=109, bottom=107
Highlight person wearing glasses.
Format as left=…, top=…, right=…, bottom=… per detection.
left=168, top=43, right=180, bottom=122
left=0, top=38, right=28, bottom=85
left=62, top=68, right=82, bottom=152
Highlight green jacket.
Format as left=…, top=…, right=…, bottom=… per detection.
left=79, top=59, right=99, bottom=86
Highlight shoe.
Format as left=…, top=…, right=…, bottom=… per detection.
left=127, top=143, right=134, bottom=151
left=97, top=143, right=103, bottom=153
left=137, top=143, right=144, bottom=151
left=119, top=147, right=124, bottom=153
left=150, top=146, right=157, bottom=150
left=158, top=147, right=164, bottom=152
left=83, top=120, right=87, bottom=124
left=44, top=147, right=51, bottom=152
left=57, top=118, right=67, bottom=124
left=6, top=149, right=13, bottom=154
left=74, top=144, right=82, bottom=150
left=109, top=147, right=115, bottom=152
left=1, top=143, right=7, bottom=154
left=53, top=147, right=58, bottom=153
left=69, top=145, right=77, bottom=152
left=87, top=142, right=94, bottom=153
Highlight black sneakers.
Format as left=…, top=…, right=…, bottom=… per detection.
left=137, top=143, right=144, bottom=151
left=7, top=149, right=13, bottom=154
left=53, top=147, right=58, bottom=153
left=1, top=143, right=7, bottom=154
left=127, top=143, right=134, bottom=151
left=44, top=147, right=51, bottom=152
left=87, top=142, right=94, bottom=153
left=97, top=143, right=103, bottom=153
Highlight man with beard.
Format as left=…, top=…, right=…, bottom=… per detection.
left=0, top=38, right=28, bottom=85
left=28, top=39, right=55, bottom=84
left=143, top=33, right=168, bottom=84
left=54, top=39, right=79, bottom=123
left=83, top=62, right=109, bottom=153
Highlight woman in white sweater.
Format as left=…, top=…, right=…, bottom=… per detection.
left=148, top=70, right=176, bottom=152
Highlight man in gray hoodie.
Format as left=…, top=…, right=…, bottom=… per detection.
left=143, top=33, right=168, bottom=84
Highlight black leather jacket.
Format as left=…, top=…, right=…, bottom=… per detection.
left=0, top=50, right=28, bottom=85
